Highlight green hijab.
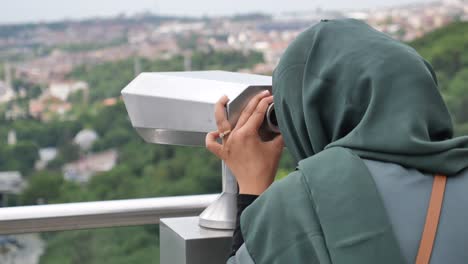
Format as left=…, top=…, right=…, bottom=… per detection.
left=240, top=19, right=468, bottom=264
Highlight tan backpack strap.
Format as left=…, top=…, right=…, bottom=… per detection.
left=415, top=174, right=447, bottom=264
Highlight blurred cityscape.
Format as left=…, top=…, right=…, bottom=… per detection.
left=0, top=0, right=468, bottom=263
left=1, top=0, right=467, bottom=87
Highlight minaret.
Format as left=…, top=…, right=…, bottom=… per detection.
left=4, top=63, right=11, bottom=89
left=82, top=87, right=89, bottom=106
left=0, top=63, right=15, bottom=103
left=184, top=51, right=192, bottom=71
left=133, top=56, right=141, bottom=77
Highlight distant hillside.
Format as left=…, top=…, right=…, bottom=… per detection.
left=0, top=15, right=196, bottom=38
left=0, top=13, right=272, bottom=39
left=69, top=49, right=264, bottom=103
left=410, top=21, right=468, bottom=135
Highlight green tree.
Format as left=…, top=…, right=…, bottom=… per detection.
left=92, top=128, right=132, bottom=151
left=447, top=69, right=468, bottom=123
left=69, top=50, right=264, bottom=104
left=3, top=119, right=82, bottom=148
left=12, top=79, right=43, bottom=98
left=59, top=142, right=81, bottom=161
left=0, top=141, right=39, bottom=174
left=409, top=21, right=468, bottom=135
left=86, top=165, right=137, bottom=200
left=20, top=171, right=64, bottom=205
left=410, top=22, right=468, bottom=80
left=0, top=64, right=4, bottom=80
left=47, top=142, right=80, bottom=169
left=39, top=226, right=159, bottom=264
left=191, top=50, right=263, bottom=71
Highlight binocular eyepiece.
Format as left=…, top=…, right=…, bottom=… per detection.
left=259, top=103, right=280, bottom=141
left=264, top=103, right=280, bottom=133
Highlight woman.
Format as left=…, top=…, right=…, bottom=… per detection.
left=206, top=19, right=468, bottom=264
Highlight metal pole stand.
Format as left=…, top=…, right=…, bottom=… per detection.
left=198, top=161, right=238, bottom=230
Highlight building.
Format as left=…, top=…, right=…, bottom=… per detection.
left=0, top=171, right=25, bottom=207
left=35, top=147, right=58, bottom=170
left=0, top=63, right=16, bottom=104
left=101, top=97, right=118, bottom=107
left=29, top=90, right=73, bottom=120
left=48, top=81, right=88, bottom=101
left=4, top=104, right=27, bottom=120
left=0, top=81, right=16, bottom=104
left=63, top=149, right=118, bottom=183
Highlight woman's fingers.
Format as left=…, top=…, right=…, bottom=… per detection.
left=236, top=90, right=270, bottom=129
left=214, top=95, right=231, bottom=135
left=205, top=131, right=223, bottom=159
left=244, top=96, right=274, bottom=132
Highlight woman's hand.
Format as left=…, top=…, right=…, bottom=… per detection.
left=205, top=90, right=284, bottom=195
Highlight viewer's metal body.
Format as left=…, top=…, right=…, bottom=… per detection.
left=122, top=70, right=272, bottom=230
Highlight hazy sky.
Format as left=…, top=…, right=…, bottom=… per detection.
left=1, top=0, right=428, bottom=24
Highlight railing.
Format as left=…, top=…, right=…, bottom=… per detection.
left=0, top=194, right=218, bottom=235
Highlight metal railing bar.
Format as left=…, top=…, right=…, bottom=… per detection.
left=0, top=194, right=219, bottom=235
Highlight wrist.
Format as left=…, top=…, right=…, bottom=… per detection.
left=239, top=182, right=272, bottom=195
